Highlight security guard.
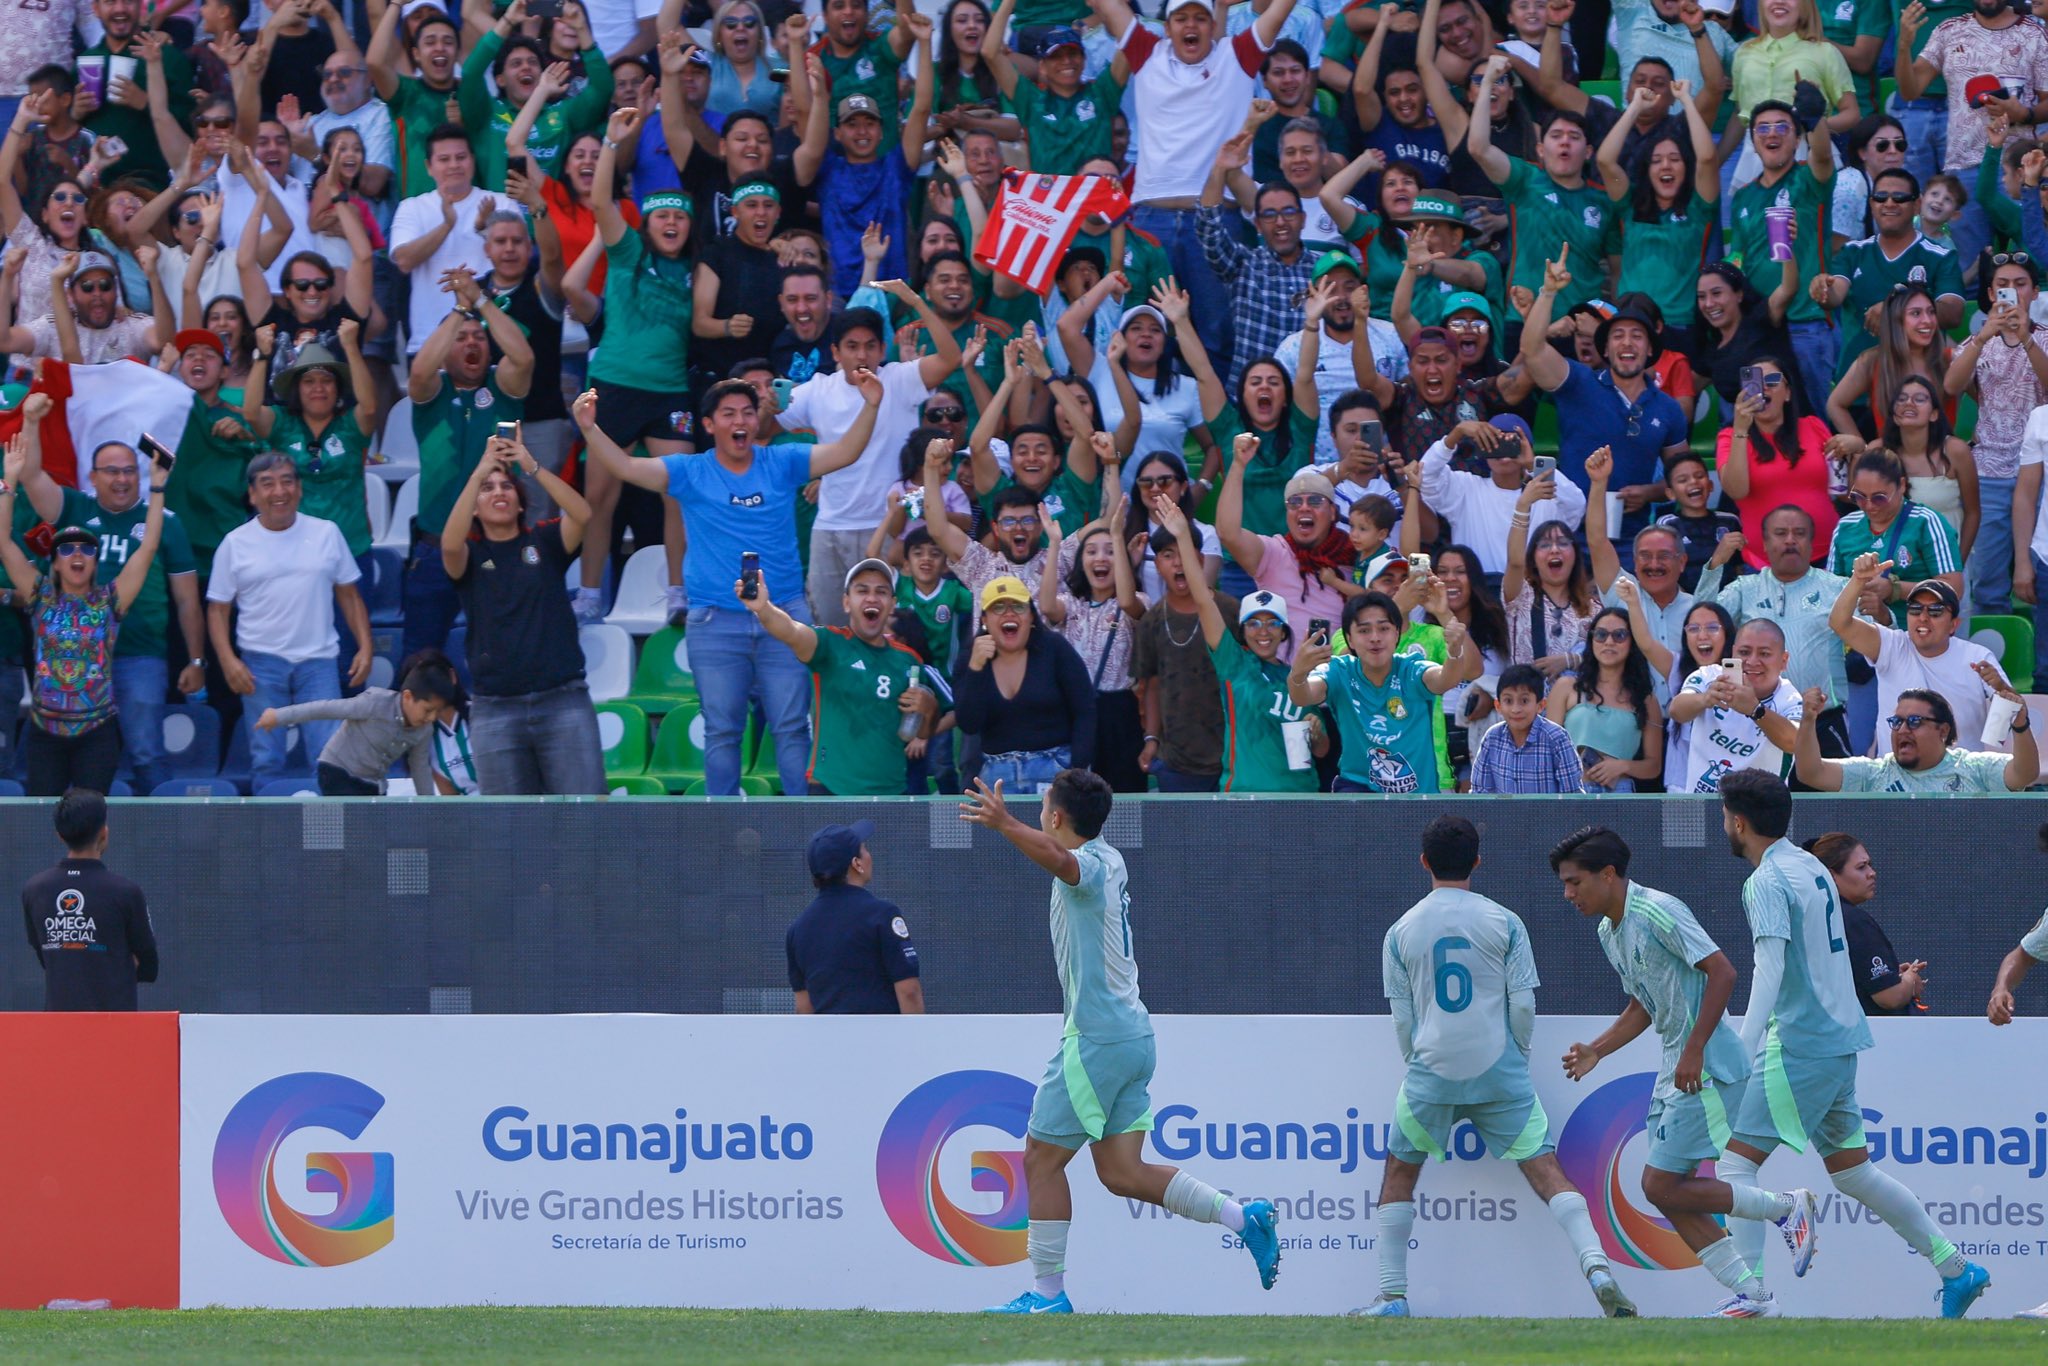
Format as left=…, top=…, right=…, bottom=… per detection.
left=786, top=820, right=924, bottom=1014
left=22, top=788, right=157, bottom=1011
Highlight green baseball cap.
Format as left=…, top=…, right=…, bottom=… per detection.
left=1405, top=191, right=1468, bottom=227
left=1440, top=290, right=1493, bottom=320
left=1310, top=250, right=1362, bottom=282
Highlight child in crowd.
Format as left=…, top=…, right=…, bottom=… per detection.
left=255, top=655, right=462, bottom=797
left=1654, top=452, right=1749, bottom=592
left=1468, top=661, right=1583, bottom=793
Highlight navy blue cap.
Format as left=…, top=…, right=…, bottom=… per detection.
left=807, top=820, right=875, bottom=878
left=1037, top=25, right=1083, bottom=56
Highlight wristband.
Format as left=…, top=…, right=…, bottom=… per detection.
left=188, top=658, right=205, bottom=669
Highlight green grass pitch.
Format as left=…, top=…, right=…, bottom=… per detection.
left=0, top=1309, right=2043, bottom=1364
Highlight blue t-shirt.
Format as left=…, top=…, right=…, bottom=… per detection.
left=820, top=149, right=911, bottom=298
left=1363, top=119, right=1451, bottom=190
left=785, top=883, right=920, bottom=1014
left=629, top=109, right=725, bottom=202
left=663, top=443, right=811, bottom=610
left=1550, top=360, right=1688, bottom=531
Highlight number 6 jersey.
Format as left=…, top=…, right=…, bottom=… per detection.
left=1383, top=889, right=1540, bottom=1104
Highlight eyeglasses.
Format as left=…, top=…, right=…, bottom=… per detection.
left=1285, top=493, right=1330, bottom=509
left=195, top=115, right=234, bottom=129
left=1886, top=714, right=1940, bottom=731
left=1590, top=627, right=1631, bottom=643
left=1903, top=602, right=1952, bottom=617
left=1756, top=373, right=1787, bottom=387
left=73, top=279, right=113, bottom=294
left=323, top=65, right=366, bottom=80
left=1848, top=489, right=1896, bottom=507
left=1993, top=252, right=2035, bottom=267
left=287, top=277, right=333, bottom=292
left=95, top=465, right=138, bottom=479
left=922, top=407, right=964, bottom=422
left=53, top=543, right=97, bottom=558
left=1869, top=136, right=1908, bottom=151
left=1752, top=121, right=1795, bottom=138
left=179, top=210, right=203, bottom=225
left=48, top=190, right=87, bottom=205
left=1445, top=318, right=1489, bottom=333
left=1683, top=621, right=1724, bottom=634
left=1870, top=191, right=1917, bottom=204
left=994, top=516, right=1039, bottom=530
left=1254, top=206, right=1305, bottom=221
left=1136, top=474, right=1181, bottom=489
left=720, top=14, right=760, bottom=26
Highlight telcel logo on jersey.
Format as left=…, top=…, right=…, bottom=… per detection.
left=213, top=1072, right=395, bottom=1267
left=1556, top=1072, right=1697, bottom=1271
left=876, top=1070, right=1032, bottom=1266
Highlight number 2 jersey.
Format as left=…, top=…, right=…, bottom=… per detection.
left=1383, top=888, right=1539, bottom=1104
left=1744, top=839, right=1873, bottom=1059
left=1050, top=839, right=1151, bottom=1043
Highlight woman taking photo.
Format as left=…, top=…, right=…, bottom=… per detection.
left=1543, top=605, right=1665, bottom=793
left=705, top=0, right=785, bottom=123
left=1716, top=353, right=1838, bottom=569
left=1834, top=375, right=1978, bottom=565
left=1595, top=80, right=1717, bottom=357
left=1945, top=250, right=2048, bottom=610
left=242, top=319, right=380, bottom=573
left=954, top=575, right=1096, bottom=794
left=1692, top=259, right=1799, bottom=418
left=442, top=416, right=603, bottom=796
left=1663, top=600, right=1736, bottom=790
left=0, top=431, right=168, bottom=796
left=1502, top=476, right=1598, bottom=674
left=1286, top=585, right=1476, bottom=794
left=1039, top=497, right=1148, bottom=791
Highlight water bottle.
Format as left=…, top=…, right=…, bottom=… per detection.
left=897, top=664, right=923, bottom=743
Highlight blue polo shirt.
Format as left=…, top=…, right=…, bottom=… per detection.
left=1550, top=360, right=1688, bottom=535
left=664, top=444, right=812, bottom=611
left=785, top=883, right=920, bottom=1014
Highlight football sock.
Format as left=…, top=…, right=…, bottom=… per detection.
left=1028, top=1219, right=1068, bottom=1299
left=1376, top=1201, right=1415, bottom=1298
left=1727, top=1183, right=1796, bottom=1223
left=1546, top=1191, right=1609, bottom=1277
left=1718, top=1150, right=1769, bottom=1276
left=1161, top=1170, right=1245, bottom=1232
left=1829, top=1162, right=1966, bottom=1278
left=1698, top=1235, right=1765, bottom=1295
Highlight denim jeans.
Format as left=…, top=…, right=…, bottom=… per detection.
left=1948, top=197, right=1993, bottom=287
left=1129, top=204, right=1233, bottom=368
left=243, top=651, right=342, bottom=789
left=906, top=731, right=958, bottom=795
left=1787, top=319, right=1839, bottom=425
left=112, top=654, right=169, bottom=793
left=1971, top=474, right=2018, bottom=614
left=1154, top=763, right=1220, bottom=793
left=980, top=745, right=1070, bottom=795
left=468, top=681, right=606, bottom=794
left=402, top=533, right=461, bottom=659
left=1845, top=673, right=1878, bottom=759
left=1892, top=97, right=1949, bottom=193
left=687, top=601, right=814, bottom=796
left=2035, top=553, right=2048, bottom=683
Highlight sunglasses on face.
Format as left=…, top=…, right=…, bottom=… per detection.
left=287, top=277, right=333, bottom=292
left=1590, top=627, right=1631, bottom=643
left=994, top=516, right=1039, bottom=530
left=1848, top=489, right=1896, bottom=507
left=1869, top=136, right=1908, bottom=151
left=73, top=279, right=113, bottom=294
left=1445, top=318, right=1489, bottom=333
left=54, top=543, right=96, bottom=558
left=48, top=190, right=87, bottom=205
left=1753, top=121, right=1795, bottom=138
left=1254, top=206, right=1304, bottom=221
left=1136, top=474, right=1180, bottom=489
left=1285, top=493, right=1330, bottom=509
left=196, top=114, right=234, bottom=129
left=178, top=210, right=203, bottom=225
left=323, top=65, right=366, bottom=80
left=721, top=14, right=760, bottom=26
left=1756, top=373, right=1787, bottom=387
left=1886, top=714, right=1939, bottom=731
left=1871, top=191, right=1917, bottom=205
left=922, top=407, right=964, bottom=422
left=1903, top=602, right=1952, bottom=617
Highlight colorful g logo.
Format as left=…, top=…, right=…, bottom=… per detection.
left=1556, top=1071, right=1701, bottom=1270
left=212, top=1072, right=395, bottom=1267
left=876, top=1070, right=1032, bottom=1266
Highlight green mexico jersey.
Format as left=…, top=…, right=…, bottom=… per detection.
left=1208, top=401, right=1320, bottom=541
left=1832, top=233, right=1964, bottom=375
left=1731, top=164, right=1832, bottom=325
left=590, top=233, right=694, bottom=392
left=1821, top=0, right=1892, bottom=112
left=415, top=374, right=524, bottom=538
left=988, top=465, right=1099, bottom=538
left=56, top=487, right=196, bottom=661
left=1005, top=69, right=1126, bottom=175
left=1619, top=191, right=1716, bottom=326
left=1408, top=250, right=1504, bottom=329
left=915, top=312, right=1012, bottom=428
left=1211, top=631, right=1315, bottom=793
left=169, top=391, right=263, bottom=577
left=269, top=409, right=372, bottom=556
left=819, top=37, right=904, bottom=147
left=896, top=576, right=971, bottom=676
left=1500, top=157, right=1617, bottom=319
left=806, top=626, right=922, bottom=796
left=388, top=75, right=462, bottom=201
left=1596, top=882, right=1751, bottom=1102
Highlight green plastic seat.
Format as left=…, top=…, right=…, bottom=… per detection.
left=1968, top=615, right=2035, bottom=692
left=644, top=703, right=708, bottom=792
left=682, top=775, right=775, bottom=796
left=622, top=625, right=696, bottom=716
left=607, top=776, right=667, bottom=796
left=1581, top=79, right=1621, bottom=108
left=594, top=702, right=650, bottom=778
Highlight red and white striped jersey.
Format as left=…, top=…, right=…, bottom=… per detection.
left=973, top=171, right=1132, bottom=299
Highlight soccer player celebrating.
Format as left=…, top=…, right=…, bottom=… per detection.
left=1718, top=771, right=1991, bottom=1318
left=1551, top=826, right=1817, bottom=1318
left=959, top=769, right=1280, bottom=1313
left=1359, top=814, right=1634, bottom=1320
left=1987, top=821, right=2048, bottom=1322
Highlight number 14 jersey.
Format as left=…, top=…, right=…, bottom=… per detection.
left=1383, top=889, right=1540, bottom=1104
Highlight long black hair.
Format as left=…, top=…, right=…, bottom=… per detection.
left=1573, top=606, right=1655, bottom=733
left=1743, top=353, right=1813, bottom=468
left=1878, top=373, right=1955, bottom=471
left=1626, top=124, right=1696, bottom=224
left=1436, top=543, right=1508, bottom=660
left=1237, top=357, right=1295, bottom=462
left=935, top=0, right=993, bottom=109
left=1125, top=450, right=1202, bottom=548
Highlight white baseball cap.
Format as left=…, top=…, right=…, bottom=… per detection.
left=1238, top=590, right=1289, bottom=627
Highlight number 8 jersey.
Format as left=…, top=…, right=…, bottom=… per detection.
left=1743, top=839, right=1874, bottom=1058
left=1383, top=889, right=1541, bottom=1104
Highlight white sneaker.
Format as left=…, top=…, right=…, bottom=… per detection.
left=1704, top=1290, right=1779, bottom=1318
left=1776, top=1188, right=1819, bottom=1277
left=571, top=587, right=604, bottom=624
left=1345, top=1294, right=1409, bottom=1318
left=2017, top=1298, right=2048, bottom=1319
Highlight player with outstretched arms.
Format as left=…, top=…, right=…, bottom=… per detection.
left=1985, top=821, right=2048, bottom=1320
left=1358, top=814, right=1634, bottom=1320
left=960, top=769, right=1280, bottom=1313
left=1551, top=826, right=1817, bottom=1318
left=1718, top=770, right=1990, bottom=1318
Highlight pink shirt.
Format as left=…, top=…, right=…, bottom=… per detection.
left=1253, top=534, right=1346, bottom=655
left=1718, top=416, right=1839, bottom=569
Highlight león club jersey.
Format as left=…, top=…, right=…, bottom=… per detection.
left=1383, top=888, right=1538, bottom=1104
left=1597, top=882, right=1751, bottom=1103
left=806, top=627, right=924, bottom=797
left=1744, top=839, right=1874, bottom=1059
left=1050, top=839, right=1150, bottom=1043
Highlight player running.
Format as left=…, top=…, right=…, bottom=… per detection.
left=1356, top=814, right=1634, bottom=1320
left=960, top=769, right=1280, bottom=1313
left=1718, top=771, right=1991, bottom=1318
left=1550, top=826, right=1817, bottom=1318
left=1985, top=821, right=2048, bottom=1320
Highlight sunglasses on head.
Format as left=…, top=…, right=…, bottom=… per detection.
left=1992, top=251, right=2034, bottom=267
left=1886, top=714, right=1940, bottom=731
left=287, top=277, right=333, bottom=292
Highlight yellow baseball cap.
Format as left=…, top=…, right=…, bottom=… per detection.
left=980, top=576, right=1031, bottom=611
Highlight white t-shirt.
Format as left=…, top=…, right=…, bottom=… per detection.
left=1271, top=319, right=1408, bottom=465
left=1677, top=665, right=1803, bottom=794
left=1089, top=350, right=1208, bottom=481
left=1417, top=438, right=1587, bottom=576
left=1870, top=624, right=1997, bottom=751
left=206, top=512, right=361, bottom=664
left=309, top=98, right=398, bottom=174
left=583, top=0, right=661, bottom=59
left=2015, top=404, right=2048, bottom=565
left=159, top=242, right=241, bottom=314
left=779, top=360, right=932, bottom=533
left=221, top=166, right=322, bottom=292
left=1121, top=25, right=1269, bottom=204
left=390, top=186, right=526, bottom=352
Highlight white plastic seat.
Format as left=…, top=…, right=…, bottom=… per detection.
left=579, top=623, right=635, bottom=701
left=602, top=544, right=673, bottom=636
left=377, top=475, right=419, bottom=549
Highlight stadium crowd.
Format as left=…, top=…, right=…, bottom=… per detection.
left=3, top=0, right=2048, bottom=797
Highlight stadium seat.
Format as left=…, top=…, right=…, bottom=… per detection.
left=255, top=778, right=322, bottom=798
left=604, top=544, right=672, bottom=635
left=644, top=704, right=708, bottom=792
left=1580, top=79, right=1619, bottom=108
left=444, top=627, right=471, bottom=687
left=622, top=626, right=695, bottom=715
left=374, top=397, right=421, bottom=477
left=0, top=777, right=23, bottom=797
left=1969, top=615, right=2035, bottom=693
left=579, top=624, right=635, bottom=702
left=365, top=476, right=391, bottom=543
left=608, top=775, right=667, bottom=795
left=378, top=475, right=420, bottom=548
left=683, top=775, right=775, bottom=796
left=151, top=776, right=240, bottom=798
left=367, top=628, right=404, bottom=691
left=360, top=546, right=407, bottom=625
left=160, top=704, right=222, bottom=779
left=596, top=701, right=650, bottom=777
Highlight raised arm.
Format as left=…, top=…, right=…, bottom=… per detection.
left=1351, top=3, right=1399, bottom=131
left=1894, top=2, right=1940, bottom=103
left=368, top=0, right=405, bottom=101
left=1414, top=0, right=1468, bottom=146
left=1155, top=278, right=1226, bottom=422
left=1214, top=431, right=1269, bottom=571
left=878, top=277, right=962, bottom=392
left=0, top=438, right=44, bottom=597
left=960, top=775, right=1080, bottom=883
left=1517, top=244, right=1573, bottom=392
left=1500, top=470, right=1555, bottom=606
left=738, top=569, right=821, bottom=662
left=1056, top=268, right=1123, bottom=379
left=808, top=368, right=887, bottom=477
left=591, top=105, right=643, bottom=246
left=242, top=324, right=280, bottom=438
left=970, top=342, right=1023, bottom=492
left=1286, top=626, right=1333, bottom=707
left=919, top=437, right=972, bottom=562
left=898, top=12, right=936, bottom=172
left=1673, top=79, right=1719, bottom=202
left=1466, top=55, right=1515, bottom=184
left=1830, top=552, right=1890, bottom=660
left=1595, top=89, right=1647, bottom=203
left=1792, top=686, right=1845, bottom=790
left=110, top=447, right=171, bottom=615
left=1583, top=445, right=1621, bottom=587
left=1319, top=147, right=1385, bottom=237
left=793, top=53, right=831, bottom=186
left=47, top=252, right=83, bottom=363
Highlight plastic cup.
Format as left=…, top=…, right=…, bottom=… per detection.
left=1765, top=206, right=1795, bottom=262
